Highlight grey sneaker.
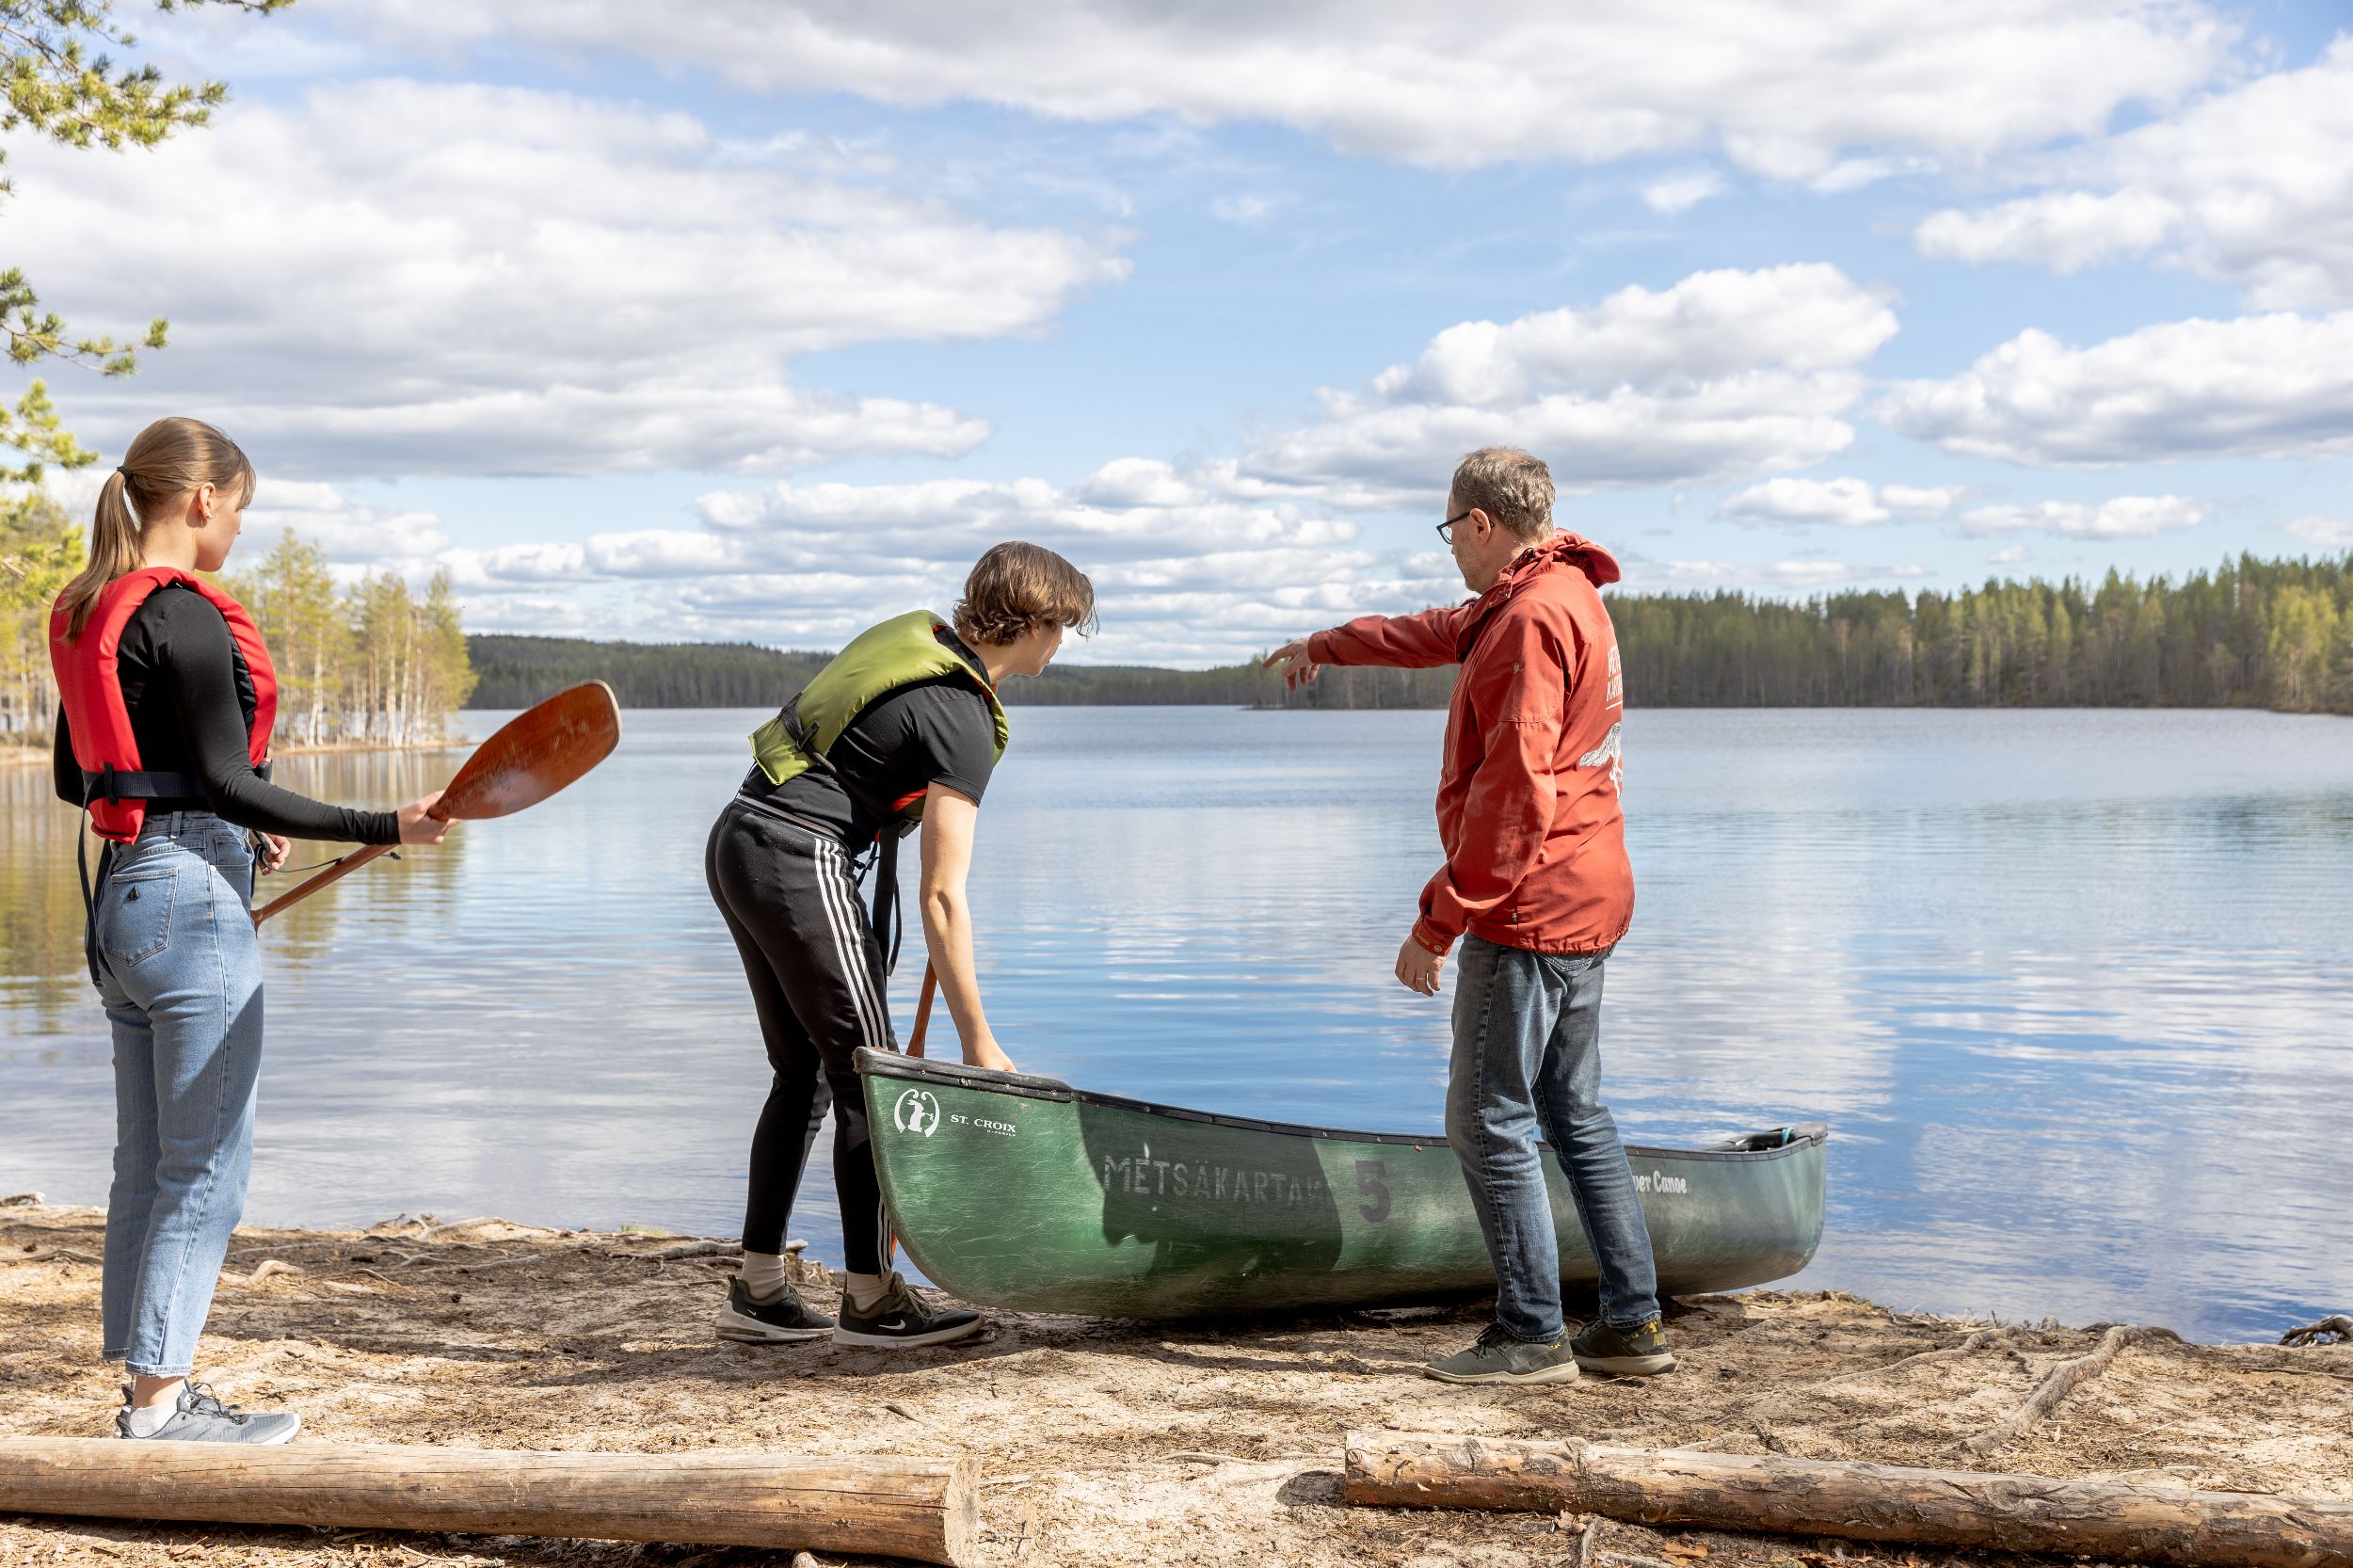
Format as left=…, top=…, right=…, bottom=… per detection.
left=117, top=1382, right=300, bottom=1444
left=1570, top=1316, right=1677, bottom=1376
left=1422, top=1322, right=1582, bottom=1385
left=832, top=1272, right=984, bottom=1349
left=715, top=1276, right=834, bottom=1343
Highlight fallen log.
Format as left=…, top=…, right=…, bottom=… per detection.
left=1343, top=1432, right=2353, bottom=1568
left=0, top=1438, right=977, bottom=1568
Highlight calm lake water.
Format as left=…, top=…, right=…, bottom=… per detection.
left=5, top=706, right=2350, bottom=1343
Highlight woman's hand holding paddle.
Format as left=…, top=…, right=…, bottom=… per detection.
left=397, top=791, right=451, bottom=845
left=251, top=684, right=620, bottom=928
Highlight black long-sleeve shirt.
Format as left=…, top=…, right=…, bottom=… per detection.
left=53, top=584, right=399, bottom=843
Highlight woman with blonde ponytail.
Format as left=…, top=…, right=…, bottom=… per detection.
left=48, top=416, right=450, bottom=1445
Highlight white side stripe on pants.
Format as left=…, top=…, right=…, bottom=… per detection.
left=810, top=838, right=890, bottom=1053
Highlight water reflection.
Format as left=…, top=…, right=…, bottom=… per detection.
left=4, top=707, right=2350, bottom=1342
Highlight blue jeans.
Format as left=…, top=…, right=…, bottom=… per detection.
left=91, top=811, right=263, bottom=1378
left=1445, top=935, right=1659, bottom=1343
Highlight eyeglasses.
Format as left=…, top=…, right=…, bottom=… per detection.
left=1436, top=510, right=1472, bottom=544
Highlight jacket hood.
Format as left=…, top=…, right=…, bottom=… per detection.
left=1449, top=532, right=1621, bottom=659
left=1505, top=531, right=1621, bottom=590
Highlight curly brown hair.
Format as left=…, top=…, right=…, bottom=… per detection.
left=952, top=541, right=1097, bottom=645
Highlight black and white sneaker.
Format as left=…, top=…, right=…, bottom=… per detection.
left=715, top=1277, right=835, bottom=1344
left=831, top=1272, right=984, bottom=1349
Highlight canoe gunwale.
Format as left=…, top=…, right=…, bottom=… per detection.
left=853, top=1048, right=1826, bottom=1165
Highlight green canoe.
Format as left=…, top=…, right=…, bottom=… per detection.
left=856, top=1048, right=1827, bottom=1320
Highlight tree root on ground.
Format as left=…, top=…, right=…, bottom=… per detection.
left=1945, top=1324, right=2181, bottom=1459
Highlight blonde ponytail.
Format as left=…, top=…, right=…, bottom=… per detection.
left=57, top=417, right=256, bottom=639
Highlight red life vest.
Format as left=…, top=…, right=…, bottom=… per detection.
left=49, top=567, right=279, bottom=843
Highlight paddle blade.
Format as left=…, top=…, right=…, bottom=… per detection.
left=436, top=681, right=622, bottom=822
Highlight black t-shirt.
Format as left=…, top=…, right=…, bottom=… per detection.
left=741, top=626, right=998, bottom=844
left=52, top=584, right=400, bottom=843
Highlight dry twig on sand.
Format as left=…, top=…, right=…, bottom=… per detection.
left=1945, top=1324, right=2180, bottom=1459
left=2279, top=1315, right=2353, bottom=1348
left=598, top=1240, right=744, bottom=1262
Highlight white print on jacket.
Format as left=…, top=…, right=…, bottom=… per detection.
left=1578, top=721, right=1624, bottom=794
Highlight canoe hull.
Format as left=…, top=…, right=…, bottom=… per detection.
left=857, top=1049, right=1826, bottom=1320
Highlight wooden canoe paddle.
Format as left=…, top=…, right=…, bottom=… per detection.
left=250, top=681, right=623, bottom=929
left=905, top=962, right=938, bottom=1058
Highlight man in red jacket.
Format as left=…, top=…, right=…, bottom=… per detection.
left=1266, top=446, right=1672, bottom=1386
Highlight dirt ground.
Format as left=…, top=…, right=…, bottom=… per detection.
left=3, top=1203, right=2348, bottom=1568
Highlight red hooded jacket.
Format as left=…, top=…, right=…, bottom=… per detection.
left=1309, top=533, right=1631, bottom=958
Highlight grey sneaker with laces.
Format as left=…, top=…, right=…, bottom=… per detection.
left=117, top=1381, right=301, bottom=1444
left=1422, top=1322, right=1582, bottom=1385
left=831, top=1272, right=984, bottom=1349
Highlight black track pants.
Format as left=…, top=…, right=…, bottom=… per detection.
left=705, top=797, right=898, bottom=1272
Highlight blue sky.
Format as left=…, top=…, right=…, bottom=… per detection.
left=16, top=1, right=2353, bottom=663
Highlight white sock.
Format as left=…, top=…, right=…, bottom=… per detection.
left=844, top=1271, right=893, bottom=1311
left=737, top=1252, right=790, bottom=1302
left=124, top=1396, right=177, bottom=1437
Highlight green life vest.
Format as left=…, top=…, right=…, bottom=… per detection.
left=748, top=609, right=1010, bottom=828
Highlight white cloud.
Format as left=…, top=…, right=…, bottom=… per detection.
left=1879, top=313, right=2353, bottom=465
left=1369, top=265, right=1897, bottom=405
left=1881, top=484, right=1967, bottom=516
left=1719, top=476, right=1963, bottom=528
left=1960, top=495, right=2206, bottom=537
left=243, top=480, right=454, bottom=567
left=1721, top=477, right=1887, bottom=527
left=325, top=0, right=2231, bottom=181
left=1910, top=39, right=2353, bottom=308
left=9, top=81, right=1126, bottom=478
left=438, top=460, right=1437, bottom=663
left=1632, top=558, right=1931, bottom=592
left=1915, top=189, right=2182, bottom=273
left=1988, top=544, right=2036, bottom=564
left=1209, top=192, right=1288, bottom=224
left=1248, top=265, right=1898, bottom=502
left=2283, top=515, right=2353, bottom=551
left=1641, top=169, right=1725, bottom=215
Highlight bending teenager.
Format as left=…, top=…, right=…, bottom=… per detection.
left=49, top=417, right=449, bottom=1443
left=706, top=542, right=1095, bottom=1350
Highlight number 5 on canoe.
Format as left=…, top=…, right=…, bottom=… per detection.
left=249, top=682, right=623, bottom=929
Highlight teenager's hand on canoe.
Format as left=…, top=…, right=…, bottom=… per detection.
left=967, top=1034, right=1017, bottom=1074
left=1263, top=639, right=1320, bottom=691
left=397, top=792, right=452, bottom=845
left=1395, top=935, right=1446, bottom=997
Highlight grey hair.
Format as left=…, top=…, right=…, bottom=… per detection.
left=1449, top=446, right=1555, bottom=541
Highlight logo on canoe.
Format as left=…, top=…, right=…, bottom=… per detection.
left=893, top=1088, right=941, bottom=1137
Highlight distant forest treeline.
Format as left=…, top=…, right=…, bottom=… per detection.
left=3, top=517, right=474, bottom=747
left=470, top=552, right=2353, bottom=715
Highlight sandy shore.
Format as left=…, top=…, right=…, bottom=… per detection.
left=4, top=1203, right=2348, bottom=1567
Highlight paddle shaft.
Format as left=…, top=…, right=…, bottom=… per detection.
left=245, top=682, right=621, bottom=932
left=906, top=963, right=938, bottom=1058
left=251, top=841, right=395, bottom=928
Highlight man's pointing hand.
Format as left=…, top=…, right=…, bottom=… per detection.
left=1264, top=639, right=1320, bottom=691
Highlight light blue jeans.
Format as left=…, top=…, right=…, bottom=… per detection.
left=91, top=811, right=263, bottom=1378
left=1446, top=935, right=1660, bottom=1343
